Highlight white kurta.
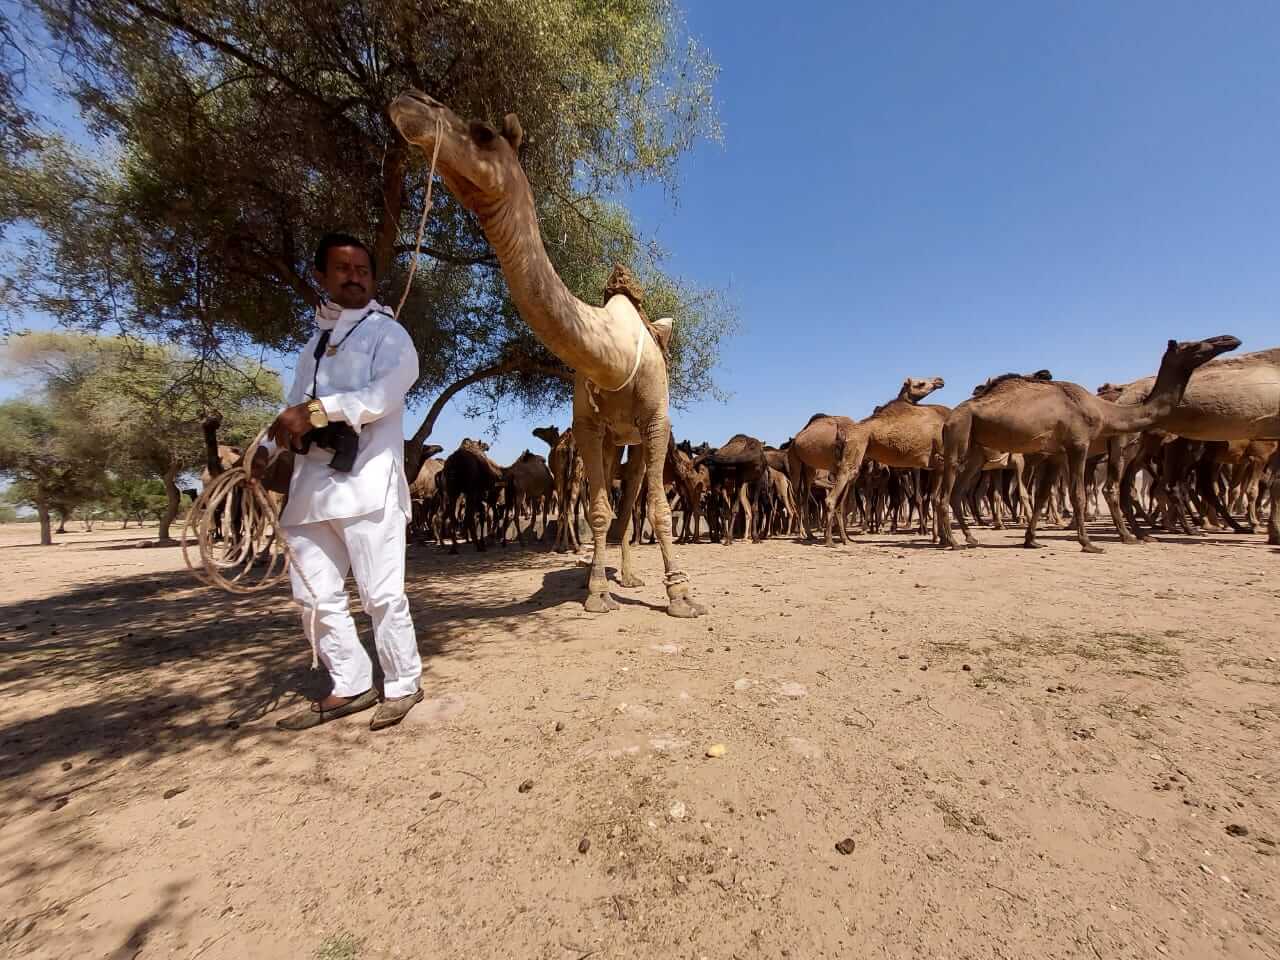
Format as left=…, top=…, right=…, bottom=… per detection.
left=278, top=300, right=422, bottom=700
left=280, top=301, right=418, bottom=526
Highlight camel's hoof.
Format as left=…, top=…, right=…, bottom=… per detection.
left=1023, top=539, right=1043, bottom=549
left=618, top=573, right=645, bottom=588
left=667, top=596, right=707, bottom=618
left=1081, top=544, right=1105, bottom=554
left=584, top=592, right=619, bottom=613
left=1138, top=535, right=1155, bottom=544
left=964, top=538, right=980, bottom=548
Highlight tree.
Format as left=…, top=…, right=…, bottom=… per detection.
left=2, top=331, right=282, bottom=541
left=8, top=0, right=733, bottom=477
left=0, top=398, right=105, bottom=544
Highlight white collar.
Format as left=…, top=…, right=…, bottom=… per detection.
left=318, top=299, right=386, bottom=332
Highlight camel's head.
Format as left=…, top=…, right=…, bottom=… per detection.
left=901, top=377, right=945, bottom=402
left=390, top=91, right=525, bottom=211
left=532, top=425, right=561, bottom=448
left=1095, top=382, right=1123, bottom=402
left=421, top=443, right=444, bottom=460
left=1160, top=335, right=1241, bottom=373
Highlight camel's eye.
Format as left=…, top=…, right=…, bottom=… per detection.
left=469, top=121, right=498, bottom=147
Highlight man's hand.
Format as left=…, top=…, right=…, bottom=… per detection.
left=267, top=403, right=313, bottom=450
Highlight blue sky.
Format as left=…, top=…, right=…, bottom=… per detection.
left=7, top=1, right=1280, bottom=467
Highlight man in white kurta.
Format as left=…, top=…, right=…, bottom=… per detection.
left=257, top=234, right=423, bottom=731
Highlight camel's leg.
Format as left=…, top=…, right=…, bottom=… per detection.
left=948, top=449, right=985, bottom=547
left=740, top=481, right=755, bottom=543
left=987, top=476, right=1004, bottom=530
left=824, top=437, right=867, bottom=547
left=576, top=426, right=618, bottom=613
left=516, top=492, right=529, bottom=548
left=1102, top=438, right=1137, bottom=544
left=1196, top=453, right=1248, bottom=534
left=448, top=493, right=461, bottom=555
left=1119, top=447, right=1155, bottom=543
left=1065, top=445, right=1103, bottom=553
left=1268, top=451, right=1280, bottom=545
left=640, top=419, right=705, bottom=618
left=1024, top=459, right=1060, bottom=549
left=616, top=446, right=648, bottom=588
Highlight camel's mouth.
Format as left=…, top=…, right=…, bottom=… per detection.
left=1189, top=335, right=1243, bottom=363
left=389, top=90, right=452, bottom=145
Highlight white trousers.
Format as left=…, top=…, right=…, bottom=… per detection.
left=284, top=507, right=421, bottom=699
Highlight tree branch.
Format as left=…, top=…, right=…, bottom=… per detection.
left=393, top=243, right=497, bottom=267
left=123, top=0, right=369, bottom=144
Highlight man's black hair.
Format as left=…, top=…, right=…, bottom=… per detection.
left=314, top=232, right=376, bottom=275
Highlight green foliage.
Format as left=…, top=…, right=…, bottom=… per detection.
left=0, top=396, right=105, bottom=542
left=7, top=0, right=732, bottom=444
left=0, top=501, right=18, bottom=523
left=1, top=331, right=281, bottom=539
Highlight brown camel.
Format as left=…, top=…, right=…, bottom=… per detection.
left=788, top=377, right=948, bottom=544
left=442, top=438, right=504, bottom=554
left=701, top=434, right=768, bottom=545
left=533, top=425, right=585, bottom=552
left=672, top=440, right=711, bottom=543
left=408, top=444, right=445, bottom=540
left=391, top=92, right=704, bottom=617
left=501, top=450, right=554, bottom=547
left=1108, top=346, right=1280, bottom=543
left=936, top=335, right=1241, bottom=553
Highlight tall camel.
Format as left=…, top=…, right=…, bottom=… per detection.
left=391, top=92, right=704, bottom=616
left=935, top=336, right=1240, bottom=553
left=788, top=377, right=947, bottom=545
left=1108, top=347, right=1280, bottom=543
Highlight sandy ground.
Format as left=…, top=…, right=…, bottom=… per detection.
left=1, top=519, right=1278, bottom=960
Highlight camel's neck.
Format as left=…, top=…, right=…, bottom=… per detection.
left=202, top=423, right=223, bottom=477
left=475, top=178, right=634, bottom=385
left=1104, top=356, right=1190, bottom=434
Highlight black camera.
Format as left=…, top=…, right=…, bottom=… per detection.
left=295, top=422, right=360, bottom=472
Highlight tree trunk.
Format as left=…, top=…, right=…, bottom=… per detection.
left=37, top=502, right=53, bottom=545
left=158, top=466, right=181, bottom=542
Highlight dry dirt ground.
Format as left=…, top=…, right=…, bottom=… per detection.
left=1, top=519, right=1278, bottom=960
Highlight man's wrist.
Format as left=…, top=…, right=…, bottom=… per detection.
left=306, top=398, right=329, bottom=428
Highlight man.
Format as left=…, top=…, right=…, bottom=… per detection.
left=254, top=233, right=422, bottom=731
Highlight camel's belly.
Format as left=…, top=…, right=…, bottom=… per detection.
left=867, top=436, right=935, bottom=469
left=971, top=420, right=1064, bottom=456
left=1159, top=410, right=1280, bottom=442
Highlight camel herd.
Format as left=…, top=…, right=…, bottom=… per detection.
left=406, top=336, right=1279, bottom=557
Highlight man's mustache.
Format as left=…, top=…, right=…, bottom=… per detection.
left=343, top=282, right=365, bottom=290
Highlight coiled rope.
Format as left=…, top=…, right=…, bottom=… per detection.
left=181, top=117, right=444, bottom=666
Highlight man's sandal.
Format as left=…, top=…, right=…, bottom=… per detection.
left=276, top=689, right=379, bottom=731
left=369, top=688, right=424, bottom=730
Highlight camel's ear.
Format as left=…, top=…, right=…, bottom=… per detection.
left=653, top=317, right=674, bottom=352
left=502, top=113, right=524, bottom=152
left=1168, top=339, right=1177, bottom=351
